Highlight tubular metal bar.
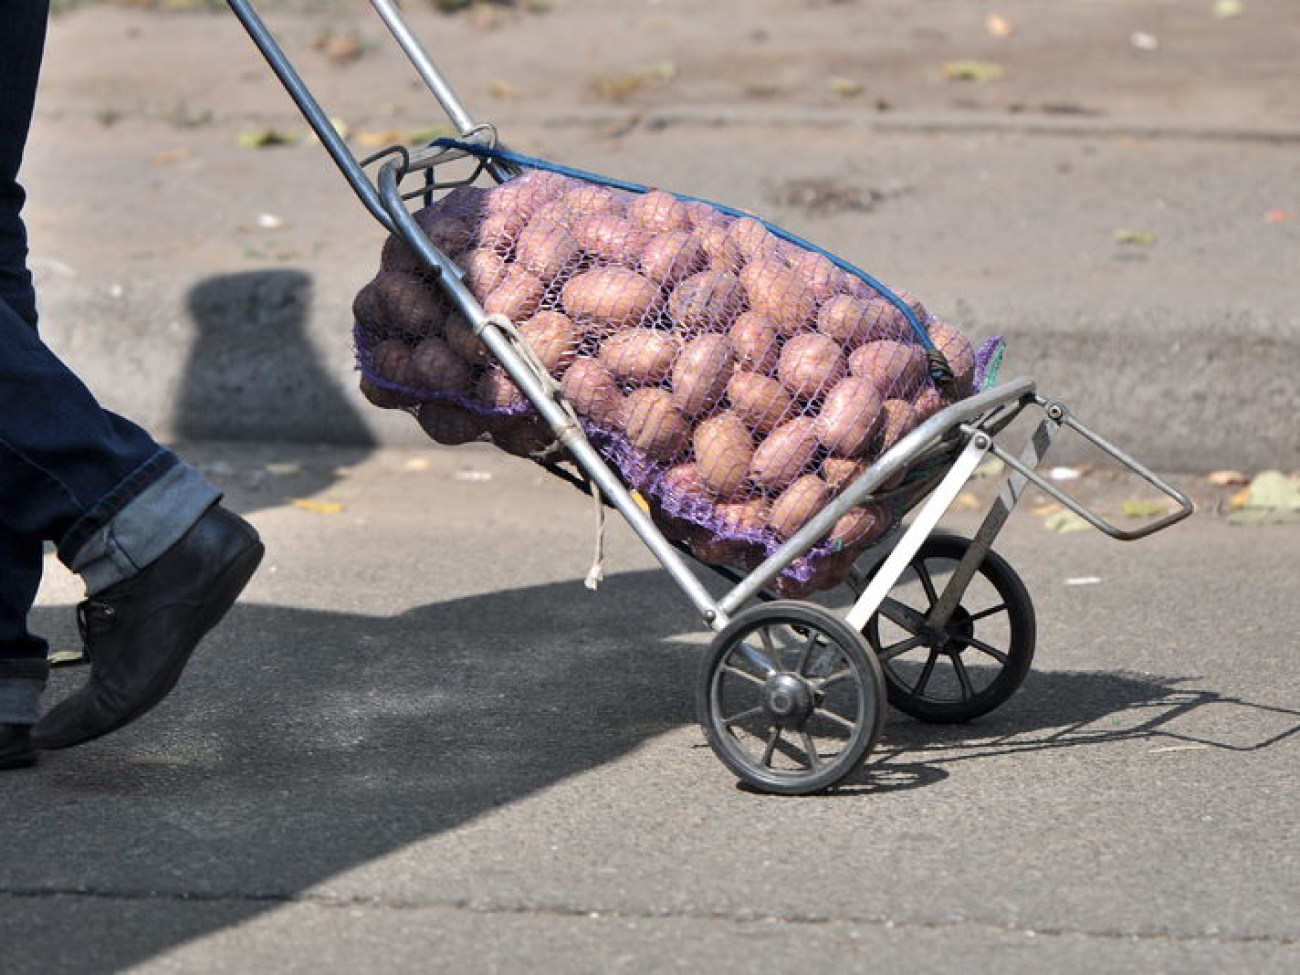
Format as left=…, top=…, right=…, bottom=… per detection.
left=843, top=437, right=992, bottom=632
left=924, top=411, right=1063, bottom=629
left=375, top=167, right=729, bottom=629
left=367, top=0, right=516, bottom=184
left=225, top=0, right=395, bottom=233
left=715, top=378, right=1037, bottom=618
left=985, top=397, right=1195, bottom=541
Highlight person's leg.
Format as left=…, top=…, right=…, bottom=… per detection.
left=0, top=0, right=54, bottom=768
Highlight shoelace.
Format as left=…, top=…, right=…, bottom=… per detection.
left=75, top=600, right=117, bottom=654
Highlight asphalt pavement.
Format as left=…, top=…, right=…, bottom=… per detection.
left=4, top=440, right=1298, bottom=974
left=6, top=2, right=1299, bottom=972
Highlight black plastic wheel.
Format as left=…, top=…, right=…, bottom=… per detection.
left=697, top=601, right=887, bottom=795
left=860, top=533, right=1036, bottom=724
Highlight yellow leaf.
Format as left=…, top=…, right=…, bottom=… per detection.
left=290, top=498, right=344, bottom=514
left=1114, top=228, right=1156, bottom=246
left=942, top=60, right=1005, bottom=82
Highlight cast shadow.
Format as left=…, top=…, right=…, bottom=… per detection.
left=176, top=270, right=375, bottom=448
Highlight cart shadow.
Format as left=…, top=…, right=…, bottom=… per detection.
left=833, top=668, right=1300, bottom=794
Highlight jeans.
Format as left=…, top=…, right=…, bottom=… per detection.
left=0, top=0, right=221, bottom=723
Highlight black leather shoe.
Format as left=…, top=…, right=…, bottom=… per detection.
left=32, top=505, right=264, bottom=750
left=0, top=723, right=36, bottom=770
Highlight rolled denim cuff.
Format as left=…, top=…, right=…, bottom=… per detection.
left=0, top=677, right=45, bottom=725
left=66, top=461, right=222, bottom=596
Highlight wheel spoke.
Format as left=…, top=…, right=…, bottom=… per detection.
left=794, top=630, right=821, bottom=676
left=913, top=559, right=941, bottom=607
left=761, top=726, right=782, bottom=767
left=879, top=596, right=927, bottom=634
left=912, top=649, right=940, bottom=696
left=721, top=662, right=768, bottom=687
left=811, top=666, right=854, bottom=690
left=950, top=650, right=976, bottom=701
left=877, top=633, right=927, bottom=663
left=966, top=602, right=1009, bottom=624
left=964, top=635, right=1010, bottom=666
left=814, top=707, right=857, bottom=732
left=800, top=731, right=821, bottom=771
left=722, top=705, right=766, bottom=729
left=739, top=636, right=778, bottom=676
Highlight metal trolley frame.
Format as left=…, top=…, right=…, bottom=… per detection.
left=227, top=0, right=1194, bottom=794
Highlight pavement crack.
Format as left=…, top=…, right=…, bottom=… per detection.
left=6, top=887, right=1291, bottom=949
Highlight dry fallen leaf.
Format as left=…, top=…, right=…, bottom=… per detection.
left=1114, top=228, right=1157, bottom=246
left=290, top=498, right=344, bottom=515
left=942, top=60, right=1005, bottom=82
left=984, top=13, right=1014, bottom=38
left=1207, top=469, right=1249, bottom=487
left=1043, top=509, right=1090, bottom=533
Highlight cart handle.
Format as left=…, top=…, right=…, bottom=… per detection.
left=224, top=0, right=510, bottom=233
left=984, top=397, right=1195, bottom=541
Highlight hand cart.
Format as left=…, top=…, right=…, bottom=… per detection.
left=226, top=0, right=1194, bottom=795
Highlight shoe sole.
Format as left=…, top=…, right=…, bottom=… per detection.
left=41, top=535, right=265, bottom=749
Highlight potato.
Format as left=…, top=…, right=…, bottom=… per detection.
left=487, top=413, right=553, bottom=459
left=813, top=376, right=884, bottom=456
left=749, top=416, right=819, bottom=491
left=671, top=333, right=734, bottom=417
left=380, top=234, right=426, bottom=276
left=725, top=216, right=779, bottom=264
left=770, top=474, right=834, bottom=540
left=476, top=366, right=528, bottom=411
left=727, top=311, right=780, bottom=374
left=435, top=184, right=489, bottom=220
left=660, top=461, right=709, bottom=501
left=352, top=279, right=386, bottom=342
left=572, top=213, right=650, bottom=266
left=458, top=248, right=508, bottom=300
left=443, top=315, right=490, bottom=366
left=828, top=503, right=888, bottom=550
left=777, top=332, right=847, bottom=401
left=560, top=357, right=625, bottom=428
left=485, top=169, right=570, bottom=220
left=667, top=269, right=744, bottom=333
left=820, top=455, right=867, bottom=492
left=622, top=387, right=690, bottom=463
left=359, top=375, right=418, bottom=410
left=474, top=208, right=527, bottom=253
left=373, top=270, right=447, bottom=339
left=483, top=268, right=545, bottom=322
left=697, top=223, right=742, bottom=272
left=416, top=401, right=483, bottom=445
left=683, top=199, right=726, bottom=231
left=726, top=371, right=794, bottom=434
left=561, top=267, right=661, bottom=333
left=562, top=183, right=623, bottom=217
left=407, top=336, right=473, bottom=395
left=599, top=328, right=680, bottom=386
left=848, top=339, right=928, bottom=396
left=815, top=294, right=876, bottom=346
left=740, top=258, right=817, bottom=336
left=692, top=411, right=754, bottom=499
left=639, top=231, right=706, bottom=285
left=414, top=210, right=474, bottom=255
left=715, top=497, right=771, bottom=537
left=519, top=311, right=579, bottom=375
left=911, top=385, right=947, bottom=423
left=514, top=217, right=581, bottom=282
left=627, top=189, right=692, bottom=233
left=877, top=398, right=919, bottom=454
left=688, top=532, right=749, bottom=569
left=787, top=248, right=844, bottom=302
left=367, top=338, right=414, bottom=386
left=926, top=319, right=976, bottom=395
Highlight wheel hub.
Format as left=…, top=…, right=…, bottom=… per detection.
left=763, top=673, right=814, bottom=725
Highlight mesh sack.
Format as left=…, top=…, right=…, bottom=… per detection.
left=352, top=155, right=1001, bottom=596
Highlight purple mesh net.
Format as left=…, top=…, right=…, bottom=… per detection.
left=352, top=168, right=1002, bottom=596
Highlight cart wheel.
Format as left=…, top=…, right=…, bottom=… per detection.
left=697, top=601, right=887, bottom=795
left=860, top=533, right=1036, bottom=724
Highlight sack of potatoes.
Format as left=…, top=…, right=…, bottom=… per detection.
left=352, top=168, right=993, bottom=596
